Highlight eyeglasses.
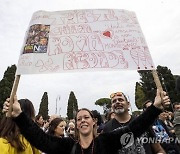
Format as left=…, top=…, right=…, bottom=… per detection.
left=110, top=92, right=124, bottom=98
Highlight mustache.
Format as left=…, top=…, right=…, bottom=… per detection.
left=114, top=103, right=123, bottom=108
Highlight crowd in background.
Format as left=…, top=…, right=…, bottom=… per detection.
left=0, top=93, right=180, bottom=154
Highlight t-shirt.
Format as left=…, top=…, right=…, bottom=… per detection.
left=103, top=116, right=146, bottom=154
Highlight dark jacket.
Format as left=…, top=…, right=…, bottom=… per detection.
left=14, top=105, right=161, bottom=154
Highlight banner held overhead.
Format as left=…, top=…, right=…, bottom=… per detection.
left=17, top=9, right=155, bottom=75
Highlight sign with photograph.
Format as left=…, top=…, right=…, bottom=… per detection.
left=17, top=9, right=155, bottom=74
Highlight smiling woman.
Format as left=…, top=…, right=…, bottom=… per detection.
left=2, top=90, right=171, bottom=154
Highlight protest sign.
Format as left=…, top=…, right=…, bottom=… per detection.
left=8, top=9, right=161, bottom=117
left=16, top=9, right=155, bottom=75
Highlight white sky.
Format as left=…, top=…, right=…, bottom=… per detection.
left=0, top=0, right=180, bottom=117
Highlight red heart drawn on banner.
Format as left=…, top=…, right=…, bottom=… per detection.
left=103, top=31, right=111, bottom=38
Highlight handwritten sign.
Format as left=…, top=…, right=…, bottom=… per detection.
left=17, top=9, right=155, bottom=75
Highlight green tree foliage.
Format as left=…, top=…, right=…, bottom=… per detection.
left=174, top=75, right=180, bottom=102
left=136, top=65, right=180, bottom=109
left=175, top=75, right=180, bottom=93
left=135, top=82, right=146, bottom=109
left=138, top=70, right=156, bottom=102
left=38, top=92, right=49, bottom=120
left=0, top=65, right=16, bottom=119
left=95, top=98, right=111, bottom=113
left=67, top=91, right=78, bottom=120
left=156, top=66, right=179, bottom=104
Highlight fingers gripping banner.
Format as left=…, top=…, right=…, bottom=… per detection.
left=17, top=9, right=155, bottom=75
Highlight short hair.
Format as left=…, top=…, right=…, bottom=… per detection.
left=143, top=100, right=153, bottom=110
left=68, top=122, right=75, bottom=127
left=91, top=110, right=103, bottom=126
left=173, top=102, right=180, bottom=109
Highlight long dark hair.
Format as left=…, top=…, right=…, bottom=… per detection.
left=0, top=99, right=35, bottom=151
left=47, top=118, right=64, bottom=136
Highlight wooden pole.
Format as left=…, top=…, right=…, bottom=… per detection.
left=152, top=70, right=163, bottom=91
left=6, top=74, right=21, bottom=117
left=152, top=69, right=171, bottom=109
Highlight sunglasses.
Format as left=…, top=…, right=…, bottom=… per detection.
left=110, top=92, right=124, bottom=98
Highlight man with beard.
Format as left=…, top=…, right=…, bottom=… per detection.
left=103, top=92, right=165, bottom=154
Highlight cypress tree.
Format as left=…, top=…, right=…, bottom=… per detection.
left=0, top=65, right=16, bottom=119
left=67, top=91, right=78, bottom=120
left=38, top=92, right=49, bottom=120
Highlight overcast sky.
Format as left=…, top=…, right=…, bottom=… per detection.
left=0, top=0, right=180, bottom=117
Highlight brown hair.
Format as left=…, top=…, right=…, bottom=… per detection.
left=0, top=117, right=25, bottom=151
left=47, top=118, right=64, bottom=136
left=74, top=108, right=97, bottom=141
left=0, top=98, right=35, bottom=151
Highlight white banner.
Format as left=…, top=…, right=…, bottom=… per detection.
left=17, top=9, right=155, bottom=75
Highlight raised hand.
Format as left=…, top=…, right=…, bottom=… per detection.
left=153, top=89, right=170, bottom=110
left=3, top=95, right=22, bottom=117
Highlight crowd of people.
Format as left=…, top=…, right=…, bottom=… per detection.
left=0, top=89, right=180, bottom=154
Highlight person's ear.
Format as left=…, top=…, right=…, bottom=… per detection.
left=93, top=118, right=96, bottom=126
left=127, top=101, right=130, bottom=107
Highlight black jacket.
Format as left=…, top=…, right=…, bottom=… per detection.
left=14, top=105, right=161, bottom=154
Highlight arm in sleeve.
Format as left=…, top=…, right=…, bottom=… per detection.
left=128, top=105, right=162, bottom=138
left=98, top=105, right=162, bottom=152
left=13, top=112, right=74, bottom=154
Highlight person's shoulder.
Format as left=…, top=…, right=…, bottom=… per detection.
left=18, top=135, right=39, bottom=153
left=0, top=138, right=16, bottom=153
left=104, top=118, right=117, bottom=127
left=103, top=119, right=114, bottom=132
left=104, top=119, right=113, bottom=125
left=0, top=137, right=9, bottom=145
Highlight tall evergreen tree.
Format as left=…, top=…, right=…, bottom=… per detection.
left=38, top=92, right=49, bottom=120
left=157, top=66, right=178, bottom=103
left=138, top=69, right=156, bottom=102
left=136, top=65, right=180, bottom=109
left=0, top=65, right=16, bottom=119
left=175, top=75, right=180, bottom=93
left=67, top=91, right=78, bottom=120
left=175, top=75, right=180, bottom=102
left=135, top=82, right=146, bottom=109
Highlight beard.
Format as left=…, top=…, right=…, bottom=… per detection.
left=114, top=108, right=125, bottom=114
